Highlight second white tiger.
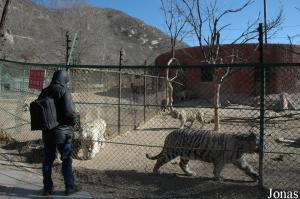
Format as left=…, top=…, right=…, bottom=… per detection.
left=169, top=108, right=205, bottom=129
left=78, top=118, right=106, bottom=160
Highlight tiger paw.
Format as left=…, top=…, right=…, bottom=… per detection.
left=153, top=170, right=161, bottom=176
left=185, top=171, right=196, bottom=177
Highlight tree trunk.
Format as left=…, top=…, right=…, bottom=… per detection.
left=165, top=68, right=170, bottom=111
left=214, top=83, right=221, bottom=131
left=167, top=80, right=174, bottom=111
left=0, top=0, right=10, bottom=35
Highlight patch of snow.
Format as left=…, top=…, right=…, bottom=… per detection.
left=151, top=40, right=159, bottom=45
left=140, top=37, right=148, bottom=44
left=4, top=32, right=14, bottom=44
left=13, top=34, right=33, bottom=40
left=120, top=27, right=127, bottom=32
left=130, top=29, right=137, bottom=35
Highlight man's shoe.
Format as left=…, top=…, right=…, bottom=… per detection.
left=42, top=188, right=53, bottom=196
left=64, top=184, right=82, bottom=196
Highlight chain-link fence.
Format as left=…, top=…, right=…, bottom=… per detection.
left=263, top=65, right=300, bottom=192
left=0, top=59, right=299, bottom=198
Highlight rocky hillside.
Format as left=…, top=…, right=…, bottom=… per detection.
left=0, top=0, right=187, bottom=65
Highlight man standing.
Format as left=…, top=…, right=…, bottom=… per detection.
left=38, top=70, right=80, bottom=196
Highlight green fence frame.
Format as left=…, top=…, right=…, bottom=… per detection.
left=1, top=58, right=300, bottom=191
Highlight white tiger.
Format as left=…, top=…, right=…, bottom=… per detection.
left=146, top=129, right=259, bottom=181
left=169, top=108, right=205, bottom=129
left=74, top=110, right=106, bottom=160
left=78, top=118, right=106, bottom=160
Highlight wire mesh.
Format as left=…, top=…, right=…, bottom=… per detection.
left=263, top=66, right=300, bottom=191
left=0, top=59, right=299, bottom=198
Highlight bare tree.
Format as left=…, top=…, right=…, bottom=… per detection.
left=177, top=0, right=255, bottom=131
left=0, top=0, right=11, bottom=95
left=160, top=0, right=189, bottom=111
left=164, top=0, right=283, bottom=131
left=287, top=7, right=300, bottom=55
left=0, top=0, right=11, bottom=57
left=43, top=1, right=95, bottom=64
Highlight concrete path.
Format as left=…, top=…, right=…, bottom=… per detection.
left=0, top=148, right=93, bottom=199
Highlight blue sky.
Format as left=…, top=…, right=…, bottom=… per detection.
left=37, top=0, right=300, bottom=46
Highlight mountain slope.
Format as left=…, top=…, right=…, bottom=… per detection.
left=0, top=0, right=187, bottom=65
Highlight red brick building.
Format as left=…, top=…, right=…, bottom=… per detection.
left=155, top=44, right=300, bottom=100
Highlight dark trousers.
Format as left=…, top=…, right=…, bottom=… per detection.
left=42, top=143, right=75, bottom=190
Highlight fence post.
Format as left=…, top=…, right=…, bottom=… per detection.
left=144, top=69, right=147, bottom=123
left=0, top=63, right=2, bottom=95
left=156, top=76, right=159, bottom=112
left=22, top=67, right=26, bottom=92
left=118, top=48, right=124, bottom=134
left=258, top=23, right=265, bottom=188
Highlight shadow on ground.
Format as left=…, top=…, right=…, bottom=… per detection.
left=2, top=139, right=86, bottom=164
left=73, top=168, right=267, bottom=199
left=0, top=184, right=91, bottom=199
left=142, top=127, right=177, bottom=131
left=2, top=140, right=44, bottom=164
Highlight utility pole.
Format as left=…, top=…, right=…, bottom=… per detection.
left=65, top=31, right=78, bottom=68
left=66, top=31, right=71, bottom=65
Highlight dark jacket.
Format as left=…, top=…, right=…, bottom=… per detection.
left=38, top=70, right=76, bottom=145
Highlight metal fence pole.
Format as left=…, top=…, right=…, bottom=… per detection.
left=0, top=63, right=2, bottom=95
left=156, top=76, right=159, bottom=112
left=258, top=23, right=265, bottom=188
left=144, top=69, right=146, bottom=123
left=22, top=67, right=26, bottom=92
left=118, top=49, right=124, bottom=134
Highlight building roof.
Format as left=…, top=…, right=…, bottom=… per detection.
left=155, top=44, right=300, bottom=65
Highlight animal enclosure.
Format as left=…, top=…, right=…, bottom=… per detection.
left=0, top=59, right=299, bottom=198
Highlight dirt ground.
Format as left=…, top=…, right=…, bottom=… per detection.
left=68, top=113, right=298, bottom=198
left=68, top=114, right=264, bottom=199
left=74, top=169, right=266, bottom=199
left=0, top=93, right=299, bottom=198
